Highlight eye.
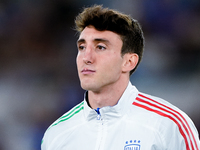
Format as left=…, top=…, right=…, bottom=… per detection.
left=78, top=45, right=85, bottom=51
left=97, top=45, right=106, bottom=50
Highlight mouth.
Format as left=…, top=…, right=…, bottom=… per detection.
left=81, top=68, right=96, bottom=74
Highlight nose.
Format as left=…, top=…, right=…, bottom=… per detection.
left=83, top=47, right=94, bottom=64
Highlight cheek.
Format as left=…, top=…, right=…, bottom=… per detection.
left=101, top=56, right=123, bottom=73
left=76, top=54, right=81, bottom=67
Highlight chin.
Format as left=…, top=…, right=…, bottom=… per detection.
left=80, top=82, right=92, bottom=91
left=80, top=82, right=99, bottom=91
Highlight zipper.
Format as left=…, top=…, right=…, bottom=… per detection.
left=95, top=108, right=101, bottom=120
left=94, top=108, right=106, bottom=150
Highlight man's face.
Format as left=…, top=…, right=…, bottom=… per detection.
left=76, top=26, right=124, bottom=92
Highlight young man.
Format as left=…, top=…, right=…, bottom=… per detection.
left=41, top=5, right=200, bottom=150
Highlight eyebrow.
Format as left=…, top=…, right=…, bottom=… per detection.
left=77, top=38, right=110, bottom=45
left=77, top=39, right=85, bottom=44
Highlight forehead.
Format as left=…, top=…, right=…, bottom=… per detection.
left=78, top=26, right=122, bottom=44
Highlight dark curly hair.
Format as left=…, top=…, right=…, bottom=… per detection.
left=75, top=5, right=145, bottom=75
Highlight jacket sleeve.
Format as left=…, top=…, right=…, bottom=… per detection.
left=41, top=137, right=46, bottom=150
left=161, top=112, right=200, bottom=150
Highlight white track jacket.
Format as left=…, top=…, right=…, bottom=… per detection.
left=41, top=82, right=200, bottom=150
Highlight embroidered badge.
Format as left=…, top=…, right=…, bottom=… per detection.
left=124, top=140, right=141, bottom=150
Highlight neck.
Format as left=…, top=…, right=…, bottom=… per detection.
left=88, top=78, right=129, bottom=109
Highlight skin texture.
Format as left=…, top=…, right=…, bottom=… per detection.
left=76, top=26, right=138, bottom=109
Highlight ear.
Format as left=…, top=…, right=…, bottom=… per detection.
left=122, top=53, right=139, bottom=73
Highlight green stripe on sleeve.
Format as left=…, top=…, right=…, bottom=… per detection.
left=51, top=106, right=84, bottom=127
left=59, top=101, right=84, bottom=120
left=48, top=102, right=84, bottom=129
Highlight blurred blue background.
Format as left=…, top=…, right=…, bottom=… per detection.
left=0, top=0, right=200, bottom=149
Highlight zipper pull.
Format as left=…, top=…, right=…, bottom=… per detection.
left=95, top=108, right=101, bottom=120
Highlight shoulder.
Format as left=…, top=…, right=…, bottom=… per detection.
left=132, top=92, right=191, bottom=124
left=41, top=101, right=85, bottom=149
left=49, top=101, right=84, bottom=129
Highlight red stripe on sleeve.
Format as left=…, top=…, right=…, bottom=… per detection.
left=133, top=101, right=190, bottom=150
left=132, top=94, right=199, bottom=150
left=138, top=94, right=198, bottom=150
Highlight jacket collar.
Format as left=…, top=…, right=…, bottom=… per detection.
left=83, top=82, right=138, bottom=121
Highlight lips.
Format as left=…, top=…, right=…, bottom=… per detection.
left=81, top=68, right=95, bottom=74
